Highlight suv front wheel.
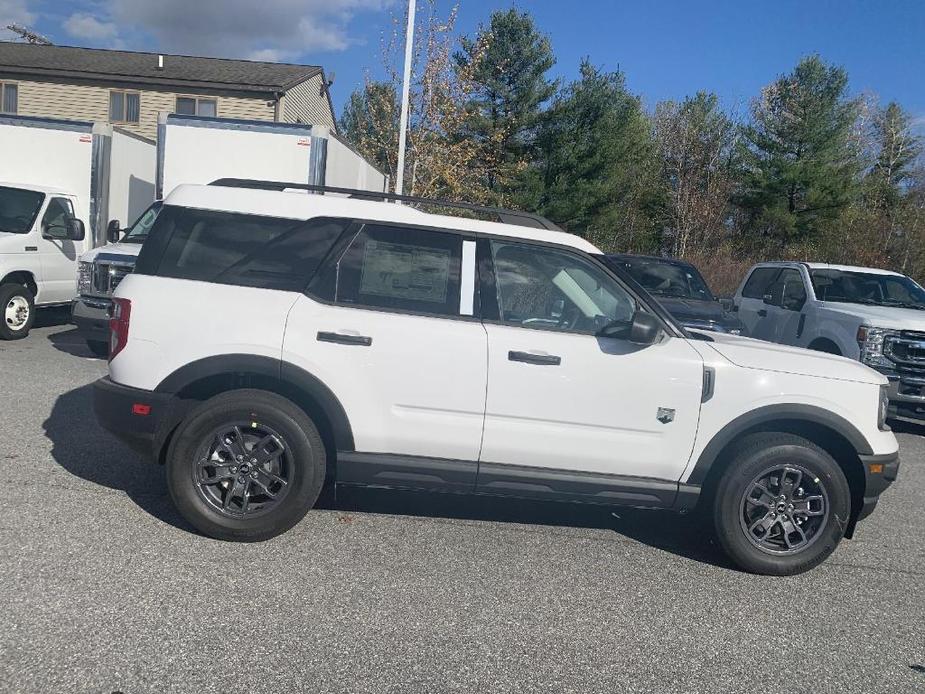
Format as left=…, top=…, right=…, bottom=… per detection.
left=166, top=389, right=326, bottom=541
left=713, top=433, right=851, bottom=575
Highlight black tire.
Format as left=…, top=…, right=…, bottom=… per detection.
left=713, top=433, right=850, bottom=575
left=86, top=339, right=109, bottom=358
left=166, top=389, right=326, bottom=542
left=0, top=282, right=36, bottom=340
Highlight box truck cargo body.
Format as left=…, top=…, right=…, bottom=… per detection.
left=0, top=115, right=155, bottom=339
left=156, top=113, right=387, bottom=199
left=73, top=113, right=387, bottom=354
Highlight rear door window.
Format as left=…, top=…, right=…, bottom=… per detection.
left=135, top=206, right=346, bottom=291
left=328, top=224, right=462, bottom=316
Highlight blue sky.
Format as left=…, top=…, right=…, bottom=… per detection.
left=3, top=0, right=924, bottom=125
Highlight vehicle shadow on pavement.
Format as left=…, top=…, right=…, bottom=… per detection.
left=43, top=384, right=731, bottom=568
left=47, top=327, right=104, bottom=359
left=327, top=487, right=733, bottom=570
left=43, top=383, right=193, bottom=533
left=35, top=306, right=72, bottom=329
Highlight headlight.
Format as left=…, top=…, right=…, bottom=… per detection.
left=77, top=261, right=93, bottom=295
left=857, top=326, right=898, bottom=369
left=878, top=383, right=890, bottom=431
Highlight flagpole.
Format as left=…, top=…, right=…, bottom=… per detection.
left=394, top=0, right=415, bottom=196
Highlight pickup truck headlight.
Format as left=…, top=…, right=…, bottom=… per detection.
left=879, top=383, right=890, bottom=430
left=857, top=326, right=898, bottom=369
left=77, top=261, right=93, bottom=295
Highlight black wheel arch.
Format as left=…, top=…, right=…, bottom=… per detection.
left=688, top=404, right=871, bottom=536
left=152, top=354, right=354, bottom=467
left=0, top=271, right=38, bottom=298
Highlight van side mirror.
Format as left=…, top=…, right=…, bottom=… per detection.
left=107, top=219, right=121, bottom=243
left=598, top=311, right=661, bottom=345
left=42, top=217, right=85, bottom=241
left=67, top=218, right=86, bottom=241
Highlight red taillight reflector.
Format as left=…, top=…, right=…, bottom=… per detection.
left=132, top=403, right=151, bottom=416
left=109, top=298, right=132, bottom=361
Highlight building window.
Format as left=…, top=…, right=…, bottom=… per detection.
left=1, top=82, right=17, bottom=114
left=109, top=90, right=140, bottom=123
left=176, top=96, right=217, bottom=117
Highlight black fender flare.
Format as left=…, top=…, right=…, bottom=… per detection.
left=685, top=403, right=872, bottom=486
left=155, top=353, right=355, bottom=451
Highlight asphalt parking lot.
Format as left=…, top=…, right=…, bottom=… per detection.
left=1, top=314, right=924, bottom=694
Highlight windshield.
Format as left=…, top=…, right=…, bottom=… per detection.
left=615, top=257, right=714, bottom=301
left=810, top=269, right=925, bottom=309
left=121, top=202, right=163, bottom=244
left=0, top=186, right=45, bottom=234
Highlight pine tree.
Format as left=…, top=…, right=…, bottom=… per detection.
left=737, top=56, right=861, bottom=245
left=523, top=60, right=662, bottom=252
left=454, top=8, right=556, bottom=202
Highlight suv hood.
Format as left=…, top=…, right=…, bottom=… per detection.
left=821, top=302, right=925, bottom=331
left=78, top=241, right=143, bottom=264
left=703, top=332, right=886, bottom=385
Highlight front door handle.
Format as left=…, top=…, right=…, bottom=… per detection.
left=317, top=331, right=372, bottom=346
left=757, top=309, right=768, bottom=318
left=508, top=350, right=561, bottom=366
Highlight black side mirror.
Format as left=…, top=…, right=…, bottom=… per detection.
left=718, top=297, right=735, bottom=312
left=66, top=218, right=86, bottom=241
left=599, top=311, right=662, bottom=346
left=107, top=219, right=121, bottom=243
left=42, top=218, right=85, bottom=241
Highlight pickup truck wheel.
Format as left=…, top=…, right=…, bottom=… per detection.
left=166, top=389, right=326, bottom=542
left=713, top=433, right=850, bottom=575
left=0, top=283, right=35, bottom=340
left=86, top=340, right=109, bottom=358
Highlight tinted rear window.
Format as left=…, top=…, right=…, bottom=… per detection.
left=135, top=206, right=346, bottom=291
left=741, top=267, right=782, bottom=299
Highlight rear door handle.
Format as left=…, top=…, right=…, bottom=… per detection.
left=757, top=309, right=768, bottom=318
left=317, top=331, right=372, bottom=347
left=508, top=350, right=561, bottom=366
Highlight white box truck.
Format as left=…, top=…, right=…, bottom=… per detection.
left=73, top=113, right=387, bottom=355
left=0, top=115, right=155, bottom=340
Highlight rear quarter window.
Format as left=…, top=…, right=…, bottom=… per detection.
left=135, top=206, right=346, bottom=291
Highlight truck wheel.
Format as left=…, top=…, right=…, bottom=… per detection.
left=166, top=389, right=326, bottom=542
left=0, top=282, right=36, bottom=340
left=712, top=433, right=850, bottom=575
left=86, top=340, right=109, bottom=358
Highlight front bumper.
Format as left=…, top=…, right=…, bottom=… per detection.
left=856, top=450, right=901, bottom=521
left=72, top=296, right=111, bottom=343
left=883, top=372, right=925, bottom=421
left=93, top=377, right=173, bottom=462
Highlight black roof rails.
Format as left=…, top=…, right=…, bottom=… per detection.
left=208, top=178, right=563, bottom=232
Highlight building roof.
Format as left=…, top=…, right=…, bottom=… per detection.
left=0, top=42, right=322, bottom=94
left=166, top=184, right=601, bottom=254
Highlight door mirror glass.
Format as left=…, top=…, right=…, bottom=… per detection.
left=599, top=311, right=661, bottom=345
left=107, top=219, right=121, bottom=243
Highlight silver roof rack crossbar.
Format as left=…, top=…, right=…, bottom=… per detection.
left=208, top=178, right=562, bottom=231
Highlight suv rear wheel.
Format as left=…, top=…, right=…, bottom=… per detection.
left=166, top=389, right=326, bottom=541
left=713, top=433, right=851, bottom=575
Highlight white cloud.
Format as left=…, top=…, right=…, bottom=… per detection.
left=107, top=0, right=390, bottom=61
left=0, top=0, right=37, bottom=40
left=64, top=13, right=118, bottom=41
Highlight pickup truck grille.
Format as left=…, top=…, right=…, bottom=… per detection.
left=886, top=331, right=925, bottom=374
left=85, top=255, right=135, bottom=298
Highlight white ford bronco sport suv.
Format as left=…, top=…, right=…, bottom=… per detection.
left=93, top=181, right=899, bottom=575
left=734, top=262, right=925, bottom=423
